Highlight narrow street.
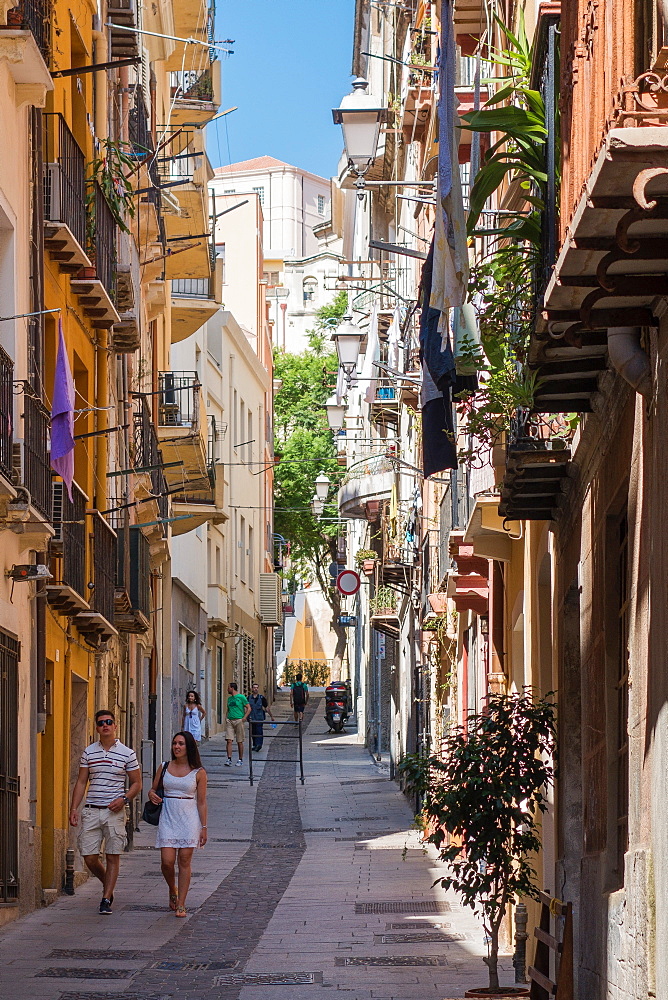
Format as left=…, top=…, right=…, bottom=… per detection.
left=0, top=695, right=515, bottom=1000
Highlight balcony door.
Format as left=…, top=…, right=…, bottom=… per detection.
left=0, top=629, right=20, bottom=906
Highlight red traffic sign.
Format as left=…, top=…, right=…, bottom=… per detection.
left=336, top=569, right=361, bottom=597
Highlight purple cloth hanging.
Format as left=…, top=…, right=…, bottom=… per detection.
left=50, top=318, right=75, bottom=501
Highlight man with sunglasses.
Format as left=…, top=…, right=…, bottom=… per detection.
left=69, top=710, right=141, bottom=915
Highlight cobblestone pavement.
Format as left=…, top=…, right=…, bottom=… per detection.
left=0, top=694, right=518, bottom=999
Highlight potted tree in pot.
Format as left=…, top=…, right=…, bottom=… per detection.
left=400, top=689, right=557, bottom=997
left=355, top=549, right=378, bottom=575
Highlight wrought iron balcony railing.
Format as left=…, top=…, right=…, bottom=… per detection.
left=0, top=347, right=13, bottom=481
left=129, top=94, right=153, bottom=158
left=91, top=181, right=117, bottom=299
left=53, top=481, right=87, bottom=596
left=22, top=388, right=51, bottom=519
left=43, top=113, right=86, bottom=252
left=91, top=512, right=117, bottom=625
left=156, top=133, right=203, bottom=186
left=157, top=371, right=201, bottom=428
left=508, top=408, right=574, bottom=454
left=170, top=68, right=215, bottom=104
left=530, top=8, right=560, bottom=303
left=6, top=0, right=51, bottom=61
left=133, top=395, right=169, bottom=529
left=171, top=277, right=215, bottom=299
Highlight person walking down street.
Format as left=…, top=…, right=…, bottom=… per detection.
left=225, top=682, right=250, bottom=767
left=182, top=690, right=206, bottom=743
left=290, top=673, right=309, bottom=722
left=69, top=710, right=141, bottom=915
left=249, top=683, right=275, bottom=752
left=148, top=731, right=207, bottom=918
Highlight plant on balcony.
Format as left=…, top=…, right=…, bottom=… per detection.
left=87, top=139, right=136, bottom=236
left=354, top=549, right=377, bottom=566
left=460, top=13, right=553, bottom=239
left=399, top=690, right=557, bottom=995
left=370, top=586, right=397, bottom=615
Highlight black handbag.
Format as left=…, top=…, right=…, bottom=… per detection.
left=142, top=761, right=168, bottom=826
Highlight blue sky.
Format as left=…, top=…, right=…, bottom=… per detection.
left=208, top=0, right=356, bottom=179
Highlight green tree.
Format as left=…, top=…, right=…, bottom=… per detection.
left=400, top=690, right=556, bottom=992
left=273, top=292, right=348, bottom=663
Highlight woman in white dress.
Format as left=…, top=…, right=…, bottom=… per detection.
left=148, top=731, right=208, bottom=917
left=182, top=690, right=206, bottom=743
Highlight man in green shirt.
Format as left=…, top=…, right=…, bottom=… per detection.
left=225, top=682, right=251, bottom=767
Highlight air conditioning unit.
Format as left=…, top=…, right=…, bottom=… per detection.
left=44, top=163, right=62, bottom=223
left=258, top=572, right=281, bottom=626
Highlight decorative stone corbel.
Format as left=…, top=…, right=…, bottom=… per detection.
left=15, top=81, right=49, bottom=108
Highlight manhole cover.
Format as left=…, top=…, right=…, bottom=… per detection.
left=379, top=932, right=469, bottom=943
left=212, top=973, right=319, bottom=986
left=36, top=969, right=134, bottom=979
left=149, top=960, right=236, bottom=971
left=355, top=901, right=451, bottom=914
left=48, top=950, right=147, bottom=960
left=335, top=956, right=449, bottom=967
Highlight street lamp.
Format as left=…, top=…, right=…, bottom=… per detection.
left=314, top=472, right=331, bottom=501
left=332, top=315, right=363, bottom=384
left=332, top=78, right=392, bottom=175
left=324, top=395, right=346, bottom=431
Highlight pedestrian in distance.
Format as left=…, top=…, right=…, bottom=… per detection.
left=225, top=681, right=251, bottom=766
left=182, top=689, right=206, bottom=743
left=290, top=673, right=309, bottom=722
left=69, top=710, right=141, bottom=915
left=148, top=731, right=207, bottom=918
left=249, top=682, right=275, bottom=751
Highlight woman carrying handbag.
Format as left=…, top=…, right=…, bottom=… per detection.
left=147, top=731, right=208, bottom=917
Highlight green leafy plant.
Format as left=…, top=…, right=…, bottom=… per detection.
left=370, top=586, right=397, bottom=614
left=354, top=549, right=378, bottom=566
left=399, top=690, right=557, bottom=992
left=87, top=139, right=136, bottom=238
left=460, top=12, right=556, bottom=237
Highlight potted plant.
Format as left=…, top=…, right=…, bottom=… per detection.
left=369, top=586, right=396, bottom=616
left=400, top=690, right=556, bottom=997
left=355, top=549, right=378, bottom=575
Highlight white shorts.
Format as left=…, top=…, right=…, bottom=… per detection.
left=78, top=805, right=127, bottom=856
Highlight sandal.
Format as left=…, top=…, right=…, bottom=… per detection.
left=169, top=892, right=178, bottom=911
left=175, top=904, right=187, bottom=918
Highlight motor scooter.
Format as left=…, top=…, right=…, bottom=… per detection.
left=325, top=681, right=349, bottom=733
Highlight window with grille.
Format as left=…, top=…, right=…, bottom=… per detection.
left=252, top=186, right=265, bottom=205
left=0, top=629, right=20, bottom=905
left=317, top=194, right=325, bottom=216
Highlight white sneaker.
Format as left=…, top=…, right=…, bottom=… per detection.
left=235, top=760, right=243, bottom=767
left=224, top=758, right=232, bottom=766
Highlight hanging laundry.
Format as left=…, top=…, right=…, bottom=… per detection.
left=50, top=318, right=75, bottom=501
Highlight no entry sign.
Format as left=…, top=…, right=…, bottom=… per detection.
left=336, top=569, right=361, bottom=597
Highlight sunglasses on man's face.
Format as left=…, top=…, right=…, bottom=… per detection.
left=96, top=719, right=114, bottom=727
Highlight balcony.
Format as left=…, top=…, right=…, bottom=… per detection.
left=115, top=527, right=151, bottom=633
left=171, top=271, right=221, bottom=343
left=70, top=183, right=120, bottom=329
left=446, top=531, right=489, bottom=614
left=369, top=379, right=399, bottom=428
left=168, top=61, right=221, bottom=128
left=22, top=388, right=51, bottom=519
left=43, top=114, right=90, bottom=271
left=107, top=0, right=138, bottom=58
left=132, top=396, right=169, bottom=543
left=0, top=347, right=13, bottom=486
left=0, top=0, right=53, bottom=106
left=498, top=411, right=574, bottom=523
left=156, top=371, right=209, bottom=502
left=47, top=481, right=90, bottom=615
left=75, top=512, right=118, bottom=643
left=171, top=415, right=227, bottom=536
left=112, top=265, right=141, bottom=352
left=338, top=450, right=396, bottom=521
left=156, top=131, right=212, bottom=281
left=165, top=0, right=214, bottom=71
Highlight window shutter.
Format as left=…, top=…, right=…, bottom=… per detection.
left=258, top=573, right=281, bottom=625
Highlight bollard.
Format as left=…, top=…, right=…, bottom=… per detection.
left=64, top=848, right=75, bottom=895
left=513, top=901, right=529, bottom=983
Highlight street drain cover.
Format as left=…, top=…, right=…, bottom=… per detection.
left=149, top=960, right=236, bottom=971
left=303, top=827, right=339, bottom=832
left=336, top=956, right=449, bottom=967
left=386, top=921, right=452, bottom=929
left=36, top=968, right=134, bottom=979
left=335, top=816, right=389, bottom=821
left=212, top=973, right=319, bottom=985
left=57, top=994, right=170, bottom=1000
left=48, top=949, right=147, bottom=960
left=340, top=778, right=389, bottom=786
left=380, top=932, right=469, bottom=943
left=355, top=901, right=451, bottom=914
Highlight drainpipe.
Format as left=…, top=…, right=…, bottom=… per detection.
left=607, top=326, right=652, bottom=397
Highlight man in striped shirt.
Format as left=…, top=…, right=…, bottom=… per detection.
left=69, top=710, right=141, bottom=915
